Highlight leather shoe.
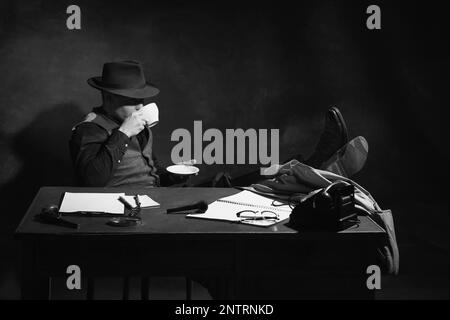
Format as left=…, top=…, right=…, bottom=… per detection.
left=305, top=107, right=349, bottom=168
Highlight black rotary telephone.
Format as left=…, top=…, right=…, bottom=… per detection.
left=288, top=180, right=358, bottom=232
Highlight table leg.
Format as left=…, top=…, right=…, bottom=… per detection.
left=141, top=277, right=150, bottom=300
left=122, top=277, right=130, bottom=300
left=86, top=277, right=95, bottom=300
left=21, top=241, right=50, bottom=300
left=185, top=277, right=192, bottom=300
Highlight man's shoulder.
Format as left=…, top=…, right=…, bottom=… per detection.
left=72, top=108, right=101, bottom=129
left=71, top=122, right=109, bottom=143
left=73, top=120, right=107, bottom=133
left=73, top=107, right=120, bottom=135
left=71, top=112, right=110, bottom=141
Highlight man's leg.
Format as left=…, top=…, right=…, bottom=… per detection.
left=203, top=107, right=354, bottom=187
left=321, top=136, right=369, bottom=178
left=231, top=107, right=349, bottom=186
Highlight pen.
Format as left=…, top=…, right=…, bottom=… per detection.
left=118, top=196, right=134, bottom=210
left=64, top=211, right=119, bottom=216
left=134, top=195, right=141, bottom=209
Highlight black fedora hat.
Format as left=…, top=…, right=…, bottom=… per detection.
left=87, top=60, right=160, bottom=99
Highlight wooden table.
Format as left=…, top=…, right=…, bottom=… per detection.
left=15, top=186, right=386, bottom=300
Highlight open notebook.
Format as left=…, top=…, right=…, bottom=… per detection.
left=186, top=190, right=292, bottom=227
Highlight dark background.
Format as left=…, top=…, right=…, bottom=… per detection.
left=1, top=0, right=449, bottom=299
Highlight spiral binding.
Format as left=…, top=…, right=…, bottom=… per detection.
left=216, top=199, right=291, bottom=212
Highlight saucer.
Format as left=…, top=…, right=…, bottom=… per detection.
left=166, top=165, right=199, bottom=175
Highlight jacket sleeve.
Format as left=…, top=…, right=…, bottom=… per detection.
left=69, top=122, right=131, bottom=187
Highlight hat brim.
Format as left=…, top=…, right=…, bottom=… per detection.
left=87, top=77, right=160, bottom=99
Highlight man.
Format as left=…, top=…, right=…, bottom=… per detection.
left=69, top=60, right=370, bottom=298
left=70, top=60, right=184, bottom=187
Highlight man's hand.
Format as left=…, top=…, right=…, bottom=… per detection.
left=119, top=111, right=147, bottom=138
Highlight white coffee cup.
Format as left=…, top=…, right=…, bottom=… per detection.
left=141, top=103, right=159, bottom=128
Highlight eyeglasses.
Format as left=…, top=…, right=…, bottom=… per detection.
left=236, top=210, right=279, bottom=221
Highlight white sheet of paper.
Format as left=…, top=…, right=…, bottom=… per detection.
left=122, top=195, right=160, bottom=208
left=59, top=192, right=125, bottom=214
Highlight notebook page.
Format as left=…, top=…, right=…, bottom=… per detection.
left=187, top=200, right=292, bottom=227
left=187, top=190, right=293, bottom=227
